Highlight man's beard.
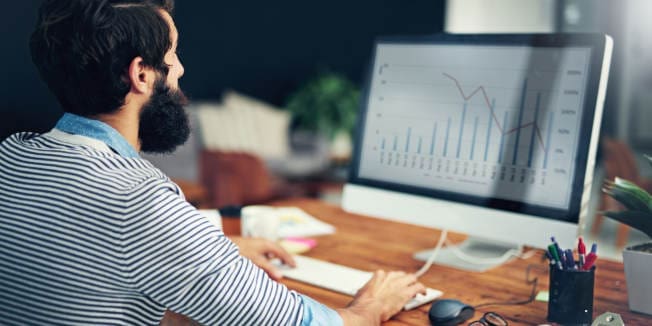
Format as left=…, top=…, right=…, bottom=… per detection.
left=138, top=78, right=190, bottom=154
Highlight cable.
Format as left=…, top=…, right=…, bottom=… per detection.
left=415, top=233, right=547, bottom=309
left=414, top=230, right=547, bottom=310
left=444, top=238, right=539, bottom=265
left=415, top=231, right=539, bottom=277
left=415, top=229, right=448, bottom=277
left=473, top=264, right=546, bottom=309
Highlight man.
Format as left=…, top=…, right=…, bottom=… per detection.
left=0, top=0, right=426, bottom=325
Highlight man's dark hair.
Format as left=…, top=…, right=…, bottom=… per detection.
left=30, top=0, right=175, bottom=116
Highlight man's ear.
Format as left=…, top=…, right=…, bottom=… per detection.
left=126, top=57, right=155, bottom=95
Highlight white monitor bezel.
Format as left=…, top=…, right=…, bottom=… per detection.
left=344, top=34, right=613, bottom=249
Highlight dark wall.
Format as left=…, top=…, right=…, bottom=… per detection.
left=0, top=1, right=445, bottom=139
left=0, top=2, right=60, bottom=139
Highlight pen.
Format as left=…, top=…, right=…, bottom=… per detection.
left=544, top=250, right=558, bottom=268
left=565, top=249, right=576, bottom=269
left=578, top=237, right=586, bottom=269
left=551, top=236, right=559, bottom=249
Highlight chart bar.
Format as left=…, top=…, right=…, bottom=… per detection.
left=444, top=117, right=451, bottom=157
left=484, top=98, right=495, bottom=162
left=527, top=93, right=542, bottom=167
left=499, top=111, right=508, bottom=163
left=456, top=102, right=468, bottom=159
left=418, top=137, right=422, bottom=154
left=544, top=111, right=554, bottom=169
left=470, top=116, right=479, bottom=160
left=381, top=137, right=386, bottom=150
left=430, top=123, right=437, bottom=155
left=405, top=127, right=412, bottom=153
left=512, top=79, right=528, bottom=165
left=393, top=135, right=398, bottom=151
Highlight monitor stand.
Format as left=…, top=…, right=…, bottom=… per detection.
left=413, top=237, right=522, bottom=272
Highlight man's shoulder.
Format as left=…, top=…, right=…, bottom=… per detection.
left=1, top=131, right=41, bottom=145
left=1, top=131, right=172, bottom=193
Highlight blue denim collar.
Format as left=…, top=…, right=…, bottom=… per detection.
left=54, top=113, right=140, bottom=158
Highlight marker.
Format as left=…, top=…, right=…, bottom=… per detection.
left=551, top=236, right=564, bottom=261
left=578, top=237, right=586, bottom=269
left=582, top=243, right=598, bottom=270
left=583, top=252, right=597, bottom=271
left=548, top=244, right=563, bottom=270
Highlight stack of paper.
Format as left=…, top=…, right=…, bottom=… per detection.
left=274, top=207, right=335, bottom=238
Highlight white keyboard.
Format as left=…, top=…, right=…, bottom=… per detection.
left=275, top=255, right=443, bottom=310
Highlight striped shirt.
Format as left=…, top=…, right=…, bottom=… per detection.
left=0, top=113, right=341, bottom=325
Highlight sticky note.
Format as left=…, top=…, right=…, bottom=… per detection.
left=285, top=237, right=317, bottom=248
left=279, top=237, right=317, bottom=254
left=536, top=291, right=549, bottom=302
left=279, top=240, right=312, bottom=254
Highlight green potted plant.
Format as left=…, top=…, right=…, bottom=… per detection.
left=285, top=71, right=360, bottom=161
left=602, top=154, right=652, bottom=315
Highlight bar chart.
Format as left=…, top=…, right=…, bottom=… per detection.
left=376, top=72, right=557, bottom=169
left=359, top=44, right=591, bottom=208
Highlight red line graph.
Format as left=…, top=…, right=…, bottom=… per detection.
left=442, top=73, right=547, bottom=151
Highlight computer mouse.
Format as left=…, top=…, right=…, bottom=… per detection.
left=428, top=299, right=475, bottom=326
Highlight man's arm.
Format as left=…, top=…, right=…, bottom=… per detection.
left=123, top=180, right=305, bottom=324
left=230, top=238, right=426, bottom=325
left=127, top=179, right=424, bottom=325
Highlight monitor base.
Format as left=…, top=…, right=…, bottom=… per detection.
left=413, top=237, right=522, bottom=272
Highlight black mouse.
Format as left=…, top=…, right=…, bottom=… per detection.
left=428, top=299, right=475, bottom=326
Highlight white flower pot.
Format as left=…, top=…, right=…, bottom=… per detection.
left=623, top=242, right=652, bottom=315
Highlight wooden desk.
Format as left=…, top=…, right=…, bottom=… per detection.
left=167, top=198, right=651, bottom=325
left=263, top=199, right=650, bottom=325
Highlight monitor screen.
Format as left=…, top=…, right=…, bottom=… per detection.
left=349, top=34, right=611, bottom=224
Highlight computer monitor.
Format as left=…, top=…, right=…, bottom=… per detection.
left=343, top=34, right=612, bottom=271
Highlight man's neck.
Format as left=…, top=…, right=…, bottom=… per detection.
left=95, top=108, right=141, bottom=152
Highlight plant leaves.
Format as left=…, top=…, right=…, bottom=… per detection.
left=285, top=71, right=360, bottom=138
left=604, top=186, right=650, bottom=212
left=602, top=210, right=652, bottom=238
left=604, top=178, right=652, bottom=212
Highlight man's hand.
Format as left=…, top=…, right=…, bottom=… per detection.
left=230, top=236, right=295, bottom=281
left=337, top=271, right=426, bottom=325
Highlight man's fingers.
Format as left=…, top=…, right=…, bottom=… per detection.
left=254, top=257, right=284, bottom=281
left=263, top=240, right=296, bottom=267
left=362, top=270, right=385, bottom=289
left=406, top=282, right=427, bottom=297
left=372, top=270, right=387, bottom=282
left=395, top=273, right=419, bottom=287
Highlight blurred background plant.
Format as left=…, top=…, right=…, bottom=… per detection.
left=285, top=71, right=360, bottom=141
left=602, top=155, right=652, bottom=240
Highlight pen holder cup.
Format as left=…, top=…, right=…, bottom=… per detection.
left=547, top=266, right=595, bottom=325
